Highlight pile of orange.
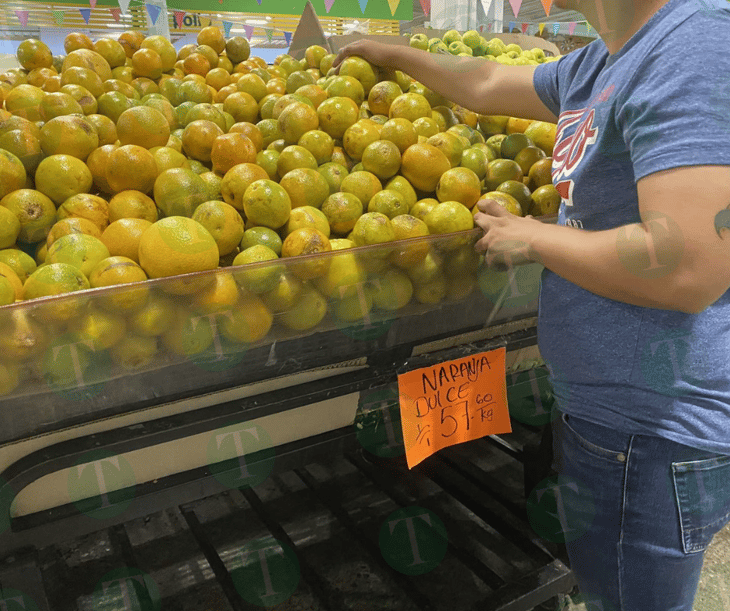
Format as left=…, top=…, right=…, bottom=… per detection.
left=0, top=26, right=560, bottom=395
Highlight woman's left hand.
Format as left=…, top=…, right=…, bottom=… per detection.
left=474, top=198, right=543, bottom=268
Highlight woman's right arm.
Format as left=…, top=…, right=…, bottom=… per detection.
left=332, top=40, right=559, bottom=123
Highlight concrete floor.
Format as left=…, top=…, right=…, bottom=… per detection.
left=557, top=522, right=730, bottom=611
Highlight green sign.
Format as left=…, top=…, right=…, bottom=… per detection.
left=39, top=0, right=412, bottom=21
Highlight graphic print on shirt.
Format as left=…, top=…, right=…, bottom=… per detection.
left=552, top=107, right=598, bottom=214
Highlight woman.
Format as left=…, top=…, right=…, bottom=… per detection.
left=334, top=1, right=730, bottom=609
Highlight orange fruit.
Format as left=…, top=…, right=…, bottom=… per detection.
left=132, top=48, right=163, bottom=80
left=401, top=143, right=451, bottom=193
left=140, top=35, right=177, bottom=72
left=197, top=27, right=226, bottom=54
left=64, top=33, right=94, bottom=54
left=223, top=91, right=259, bottom=124
left=281, top=227, right=332, bottom=280
left=182, top=119, right=224, bottom=163
left=27, top=67, right=58, bottom=89
left=17, top=39, right=53, bottom=71
left=379, top=118, right=417, bottom=154
left=295, top=84, right=327, bottom=109
left=210, top=133, right=257, bottom=176
left=34, top=154, right=91, bottom=205
left=62, top=49, right=112, bottom=82
left=86, top=144, right=117, bottom=194
left=221, top=163, right=269, bottom=211
left=106, top=145, right=158, bottom=194
left=131, top=78, right=159, bottom=98
left=192, top=271, right=240, bottom=315
left=221, top=294, right=273, bottom=344
left=108, top=190, right=158, bottom=223
left=236, top=73, right=267, bottom=102
left=117, top=106, right=171, bottom=149
left=119, top=31, right=146, bottom=58
left=278, top=103, right=319, bottom=145
left=226, top=37, right=251, bottom=64
left=321, top=192, right=364, bottom=235
left=361, top=140, right=401, bottom=181
left=205, top=67, right=231, bottom=91
left=341, top=171, right=382, bottom=208
left=194, top=45, right=219, bottom=70
left=47, top=217, right=102, bottom=249
left=46, top=233, right=110, bottom=277
left=4, top=84, right=44, bottom=121
left=427, top=132, right=468, bottom=168
left=343, top=120, right=381, bottom=162
left=436, top=167, right=482, bottom=208
left=60, top=66, right=103, bottom=98
left=506, top=117, right=534, bottom=135
left=87, top=112, right=119, bottom=145
left=100, top=218, right=153, bottom=262
left=151, top=146, right=190, bottom=174
left=229, top=122, right=264, bottom=152
left=183, top=53, right=211, bottom=77
left=89, top=255, right=149, bottom=313
left=57, top=193, right=110, bottom=231
left=243, top=179, right=292, bottom=229
left=192, top=200, right=245, bottom=256
left=0, top=129, right=42, bottom=174
left=367, top=80, right=402, bottom=116
left=0, top=188, right=56, bottom=243
left=153, top=167, right=210, bottom=217
left=317, top=96, right=359, bottom=140
left=39, top=115, right=99, bottom=160
left=389, top=93, right=431, bottom=122
left=137, top=216, right=219, bottom=285
left=337, top=56, right=379, bottom=95
left=279, top=167, right=331, bottom=210
left=22, top=263, right=90, bottom=322
left=298, top=129, right=334, bottom=165
left=94, top=38, right=127, bottom=69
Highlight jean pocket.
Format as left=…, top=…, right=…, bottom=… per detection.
left=672, top=454, right=730, bottom=554
left=560, top=413, right=629, bottom=464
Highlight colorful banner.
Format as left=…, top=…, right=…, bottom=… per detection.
left=222, top=20, right=233, bottom=36
left=264, top=27, right=273, bottom=41
left=538, top=22, right=545, bottom=35
left=359, top=0, right=368, bottom=11
left=174, top=9, right=186, bottom=26
left=118, top=0, right=131, bottom=14
left=15, top=10, right=29, bottom=26
left=418, top=0, right=428, bottom=15
left=387, top=0, right=399, bottom=15
left=324, top=0, right=336, bottom=11
left=109, top=7, right=121, bottom=20
left=242, top=24, right=254, bottom=39
left=552, top=21, right=560, bottom=35
left=146, top=3, right=161, bottom=23
left=89, top=0, right=97, bottom=7
left=508, top=0, right=521, bottom=17
left=283, top=30, right=292, bottom=44
left=540, top=0, right=552, bottom=16
left=568, top=21, right=576, bottom=34
left=521, top=22, right=528, bottom=33
left=79, top=7, right=91, bottom=22
left=53, top=9, right=65, bottom=23
left=508, top=20, right=515, bottom=31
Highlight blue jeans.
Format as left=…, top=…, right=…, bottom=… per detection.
left=551, top=410, right=730, bottom=611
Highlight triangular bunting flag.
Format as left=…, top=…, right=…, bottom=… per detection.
left=568, top=21, right=576, bottom=34
left=15, top=10, right=29, bottom=26
left=552, top=22, right=560, bottom=35
left=418, top=0, right=429, bottom=16
left=79, top=8, right=91, bottom=23
left=478, top=25, right=484, bottom=32
left=324, top=0, right=336, bottom=12
left=146, top=3, right=161, bottom=24
left=264, top=28, right=273, bottom=41
left=284, top=31, right=292, bottom=45
left=53, top=10, right=65, bottom=24
left=174, top=10, right=185, bottom=27
left=359, top=0, right=368, bottom=12
left=487, top=22, right=493, bottom=31
left=90, top=0, right=97, bottom=7
left=109, top=7, right=121, bottom=21
left=539, top=22, right=545, bottom=35
left=223, top=20, right=233, bottom=36
left=256, top=0, right=261, bottom=5
left=521, top=22, right=528, bottom=34
left=508, top=0, right=522, bottom=17
left=586, top=22, right=591, bottom=35
left=508, top=20, right=516, bottom=32
left=387, top=0, right=400, bottom=15
left=242, top=24, right=254, bottom=40
left=540, top=0, right=552, bottom=16
left=118, top=0, right=131, bottom=14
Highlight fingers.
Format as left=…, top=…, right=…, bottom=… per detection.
left=477, top=198, right=511, bottom=216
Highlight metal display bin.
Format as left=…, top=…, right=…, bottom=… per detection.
left=0, top=225, right=572, bottom=610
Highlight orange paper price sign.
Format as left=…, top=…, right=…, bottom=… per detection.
left=398, top=348, right=511, bottom=469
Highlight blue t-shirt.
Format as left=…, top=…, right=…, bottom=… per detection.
left=532, top=0, right=730, bottom=454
